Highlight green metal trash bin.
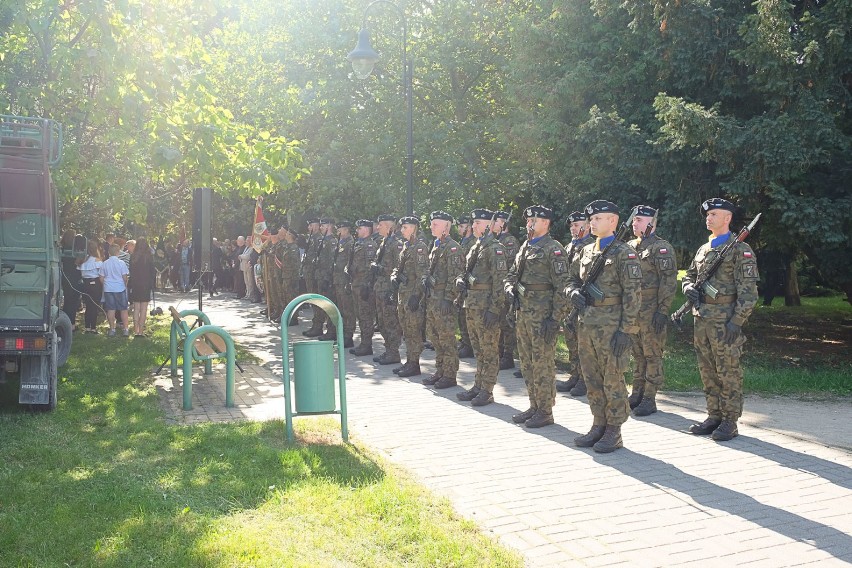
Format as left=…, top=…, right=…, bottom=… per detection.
left=292, top=340, right=336, bottom=413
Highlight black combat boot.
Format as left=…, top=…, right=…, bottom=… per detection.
left=512, top=407, right=536, bottom=424
left=350, top=344, right=373, bottom=356
left=318, top=332, right=336, bottom=341
left=397, top=362, right=422, bottom=378
left=593, top=425, right=623, bottom=453
left=574, top=425, right=606, bottom=448
left=556, top=374, right=579, bottom=393
left=499, top=357, right=515, bottom=370
left=570, top=378, right=587, bottom=397
left=628, top=382, right=645, bottom=409
left=434, top=375, right=457, bottom=389
left=376, top=352, right=401, bottom=365
left=711, top=420, right=739, bottom=441
left=689, top=417, right=722, bottom=435
left=633, top=396, right=657, bottom=417
left=303, top=327, right=323, bottom=338
left=457, top=345, right=474, bottom=358
left=422, top=371, right=442, bottom=386
left=289, top=315, right=300, bottom=326
left=342, top=336, right=354, bottom=349
left=525, top=409, right=554, bottom=428
left=393, top=361, right=409, bottom=374
left=471, top=390, right=494, bottom=407
left=513, top=370, right=523, bottom=378
left=456, top=386, right=481, bottom=401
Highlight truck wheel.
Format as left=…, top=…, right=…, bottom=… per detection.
left=55, top=311, right=73, bottom=367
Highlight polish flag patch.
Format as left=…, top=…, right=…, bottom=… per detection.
left=417, top=248, right=424, bottom=253
left=660, top=248, right=668, bottom=254
left=450, top=247, right=457, bottom=252
left=627, top=252, right=637, bottom=259
left=553, top=250, right=562, bottom=256
left=496, top=250, right=503, bottom=255
left=743, top=251, right=753, bottom=258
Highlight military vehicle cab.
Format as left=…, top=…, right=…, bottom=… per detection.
left=0, top=115, right=71, bottom=410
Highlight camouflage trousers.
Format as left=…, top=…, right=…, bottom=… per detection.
left=577, top=321, right=630, bottom=426
left=694, top=316, right=745, bottom=421
left=333, top=283, right=357, bottom=338
left=631, top=306, right=668, bottom=394
left=267, top=275, right=284, bottom=321
left=458, top=306, right=472, bottom=350
left=305, top=274, right=326, bottom=331
left=563, top=319, right=582, bottom=380
left=375, top=288, right=401, bottom=357
left=398, top=293, right=425, bottom=362
left=353, top=284, right=376, bottom=347
left=498, top=320, right=517, bottom=361
left=516, top=302, right=558, bottom=412
left=426, top=301, right=459, bottom=378
left=466, top=307, right=501, bottom=391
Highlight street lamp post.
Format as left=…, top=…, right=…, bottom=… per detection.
left=347, top=0, right=414, bottom=215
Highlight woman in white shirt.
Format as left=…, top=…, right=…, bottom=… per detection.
left=78, top=239, right=104, bottom=333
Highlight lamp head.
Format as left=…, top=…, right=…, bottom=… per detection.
left=348, top=28, right=380, bottom=79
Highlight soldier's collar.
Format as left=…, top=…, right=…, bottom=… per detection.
left=529, top=234, right=548, bottom=245
left=595, top=234, right=615, bottom=251
left=709, top=232, right=732, bottom=248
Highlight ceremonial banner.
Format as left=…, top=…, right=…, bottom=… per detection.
left=251, top=197, right=269, bottom=253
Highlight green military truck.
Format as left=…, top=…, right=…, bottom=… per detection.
left=0, top=114, right=72, bottom=410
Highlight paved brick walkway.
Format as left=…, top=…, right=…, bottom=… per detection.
left=156, top=293, right=852, bottom=567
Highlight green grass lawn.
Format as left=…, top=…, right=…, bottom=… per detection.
left=0, top=318, right=522, bottom=568
left=556, top=293, right=852, bottom=396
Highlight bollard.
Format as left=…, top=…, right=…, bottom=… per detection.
left=293, top=341, right=336, bottom=413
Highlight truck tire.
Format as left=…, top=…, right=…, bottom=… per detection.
left=55, top=311, right=73, bottom=367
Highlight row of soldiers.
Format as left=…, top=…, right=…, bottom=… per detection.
left=258, top=197, right=759, bottom=454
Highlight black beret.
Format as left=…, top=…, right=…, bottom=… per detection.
left=566, top=210, right=587, bottom=223
left=524, top=205, right=555, bottom=220
left=470, top=208, right=494, bottom=220
left=337, top=220, right=353, bottom=229
left=429, top=210, right=454, bottom=222
left=494, top=210, right=511, bottom=220
left=398, top=215, right=419, bottom=226
left=701, top=198, right=736, bottom=214
left=633, top=205, right=657, bottom=217
left=306, top=217, right=320, bottom=224
left=585, top=200, right=619, bottom=216
left=355, top=219, right=374, bottom=228
left=376, top=213, right=397, bottom=223
left=319, top=217, right=335, bottom=225
left=457, top=215, right=471, bottom=224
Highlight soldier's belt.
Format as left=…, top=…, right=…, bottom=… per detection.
left=641, top=287, right=659, bottom=292
left=519, top=283, right=554, bottom=291
left=702, top=294, right=737, bottom=305
left=470, top=283, right=491, bottom=290
left=589, top=297, right=622, bottom=307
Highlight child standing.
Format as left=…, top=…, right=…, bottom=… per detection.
left=100, top=243, right=130, bottom=337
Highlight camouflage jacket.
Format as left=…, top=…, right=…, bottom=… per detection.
left=463, top=233, right=508, bottom=312
left=459, top=234, right=476, bottom=258
left=498, top=232, right=520, bottom=264
left=627, top=234, right=678, bottom=316
left=315, top=234, right=338, bottom=291
left=302, top=233, right=322, bottom=279
left=392, top=235, right=429, bottom=298
left=373, top=235, right=403, bottom=294
left=280, top=242, right=301, bottom=287
left=349, top=236, right=378, bottom=288
left=566, top=239, right=643, bottom=335
left=332, top=236, right=354, bottom=288
left=682, top=235, right=759, bottom=326
left=562, top=234, right=595, bottom=266
left=424, top=237, right=464, bottom=304
left=504, top=234, right=571, bottom=321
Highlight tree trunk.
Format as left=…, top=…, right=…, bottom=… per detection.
left=784, top=259, right=801, bottom=306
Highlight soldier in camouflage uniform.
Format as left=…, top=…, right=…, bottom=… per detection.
left=391, top=216, right=429, bottom=378
left=421, top=211, right=464, bottom=389
left=565, top=200, right=642, bottom=453
left=332, top=221, right=357, bottom=348
left=348, top=219, right=378, bottom=356
left=556, top=211, right=594, bottom=396
left=455, top=209, right=508, bottom=407
left=455, top=215, right=475, bottom=359
left=314, top=218, right=339, bottom=341
left=504, top=205, right=571, bottom=428
left=262, top=230, right=283, bottom=323
left=627, top=205, right=678, bottom=416
left=683, top=198, right=759, bottom=442
left=372, top=214, right=404, bottom=365
left=493, top=211, right=520, bottom=370
left=302, top=217, right=325, bottom=337
left=278, top=222, right=302, bottom=326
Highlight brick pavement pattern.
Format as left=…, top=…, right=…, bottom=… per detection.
left=157, top=293, right=852, bottom=567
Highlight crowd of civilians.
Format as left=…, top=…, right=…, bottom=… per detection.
left=59, top=231, right=260, bottom=338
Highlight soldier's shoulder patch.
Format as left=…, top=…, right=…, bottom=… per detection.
left=553, top=249, right=562, bottom=256
left=496, top=249, right=503, bottom=255
left=554, top=259, right=567, bottom=274
left=743, top=251, right=753, bottom=258
left=450, top=247, right=457, bottom=252
left=497, top=259, right=507, bottom=271
left=659, top=247, right=668, bottom=254
left=417, top=248, right=424, bottom=253
left=628, top=264, right=642, bottom=280
left=627, top=252, right=637, bottom=260
left=743, top=262, right=759, bottom=279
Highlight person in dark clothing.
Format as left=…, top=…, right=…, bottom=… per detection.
left=60, top=229, right=83, bottom=331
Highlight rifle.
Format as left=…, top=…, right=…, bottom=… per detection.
left=329, top=235, right=340, bottom=289
left=671, top=213, right=761, bottom=328
left=565, top=210, right=637, bottom=321
left=508, top=223, right=535, bottom=318
left=457, top=211, right=499, bottom=302
left=368, top=234, right=392, bottom=289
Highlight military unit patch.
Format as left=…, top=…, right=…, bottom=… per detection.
left=743, top=263, right=758, bottom=279
left=628, top=264, right=642, bottom=279
left=554, top=260, right=567, bottom=274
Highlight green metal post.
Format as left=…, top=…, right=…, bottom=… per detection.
left=170, top=309, right=211, bottom=377
left=182, top=325, right=235, bottom=410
